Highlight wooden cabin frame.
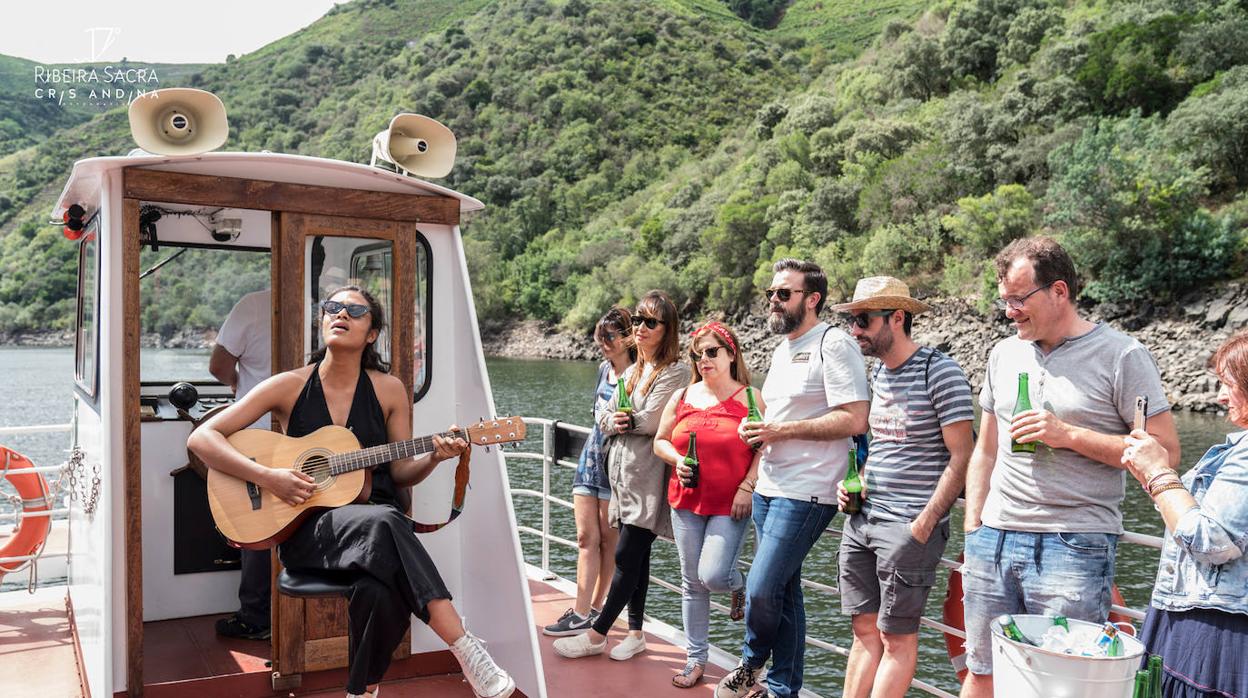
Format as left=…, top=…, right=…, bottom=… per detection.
left=53, top=152, right=545, bottom=698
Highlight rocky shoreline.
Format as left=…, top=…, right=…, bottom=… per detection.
left=7, top=284, right=1245, bottom=413
left=482, top=283, right=1248, bottom=414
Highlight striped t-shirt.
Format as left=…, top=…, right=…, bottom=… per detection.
left=863, top=346, right=974, bottom=523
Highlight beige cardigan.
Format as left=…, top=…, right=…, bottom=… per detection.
left=598, top=360, right=691, bottom=537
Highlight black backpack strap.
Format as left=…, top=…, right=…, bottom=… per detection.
left=923, top=347, right=937, bottom=394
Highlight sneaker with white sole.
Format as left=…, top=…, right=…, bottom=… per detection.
left=715, top=661, right=766, bottom=698
left=542, top=607, right=594, bottom=636
left=450, top=632, right=516, bottom=698
left=552, top=632, right=607, bottom=659
left=608, top=632, right=646, bottom=661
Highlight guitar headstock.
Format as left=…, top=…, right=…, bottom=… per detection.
left=465, top=416, right=527, bottom=447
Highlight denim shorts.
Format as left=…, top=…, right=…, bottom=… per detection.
left=961, top=525, right=1117, bottom=675
left=838, top=513, right=951, bottom=634
left=572, top=483, right=611, bottom=500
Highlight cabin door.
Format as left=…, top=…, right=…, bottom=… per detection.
left=271, top=212, right=417, bottom=686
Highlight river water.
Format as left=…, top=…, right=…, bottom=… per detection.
left=0, top=347, right=1236, bottom=696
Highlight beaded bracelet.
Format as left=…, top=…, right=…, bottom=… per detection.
left=1150, top=481, right=1187, bottom=497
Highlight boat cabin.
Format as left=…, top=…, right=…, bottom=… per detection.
left=50, top=150, right=545, bottom=697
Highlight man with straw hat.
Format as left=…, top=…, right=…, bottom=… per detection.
left=830, top=277, right=975, bottom=698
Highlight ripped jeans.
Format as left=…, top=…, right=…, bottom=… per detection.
left=961, top=526, right=1117, bottom=676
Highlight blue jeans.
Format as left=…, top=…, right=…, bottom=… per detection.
left=742, top=493, right=836, bottom=697
left=671, top=507, right=749, bottom=664
left=961, top=526, right=1118, bottom=675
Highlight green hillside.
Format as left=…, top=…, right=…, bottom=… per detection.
left=2, top=0, right=1246, bottom=338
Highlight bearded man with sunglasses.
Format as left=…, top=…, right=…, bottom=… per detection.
left=830, top=277, right=974, bottom=698
left=717, top=259, right=870, bottom=698
left=958, top=237, right=1180, bottom=698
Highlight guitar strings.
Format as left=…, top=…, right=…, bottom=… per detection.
left=294, top=430, right=466, bottom=478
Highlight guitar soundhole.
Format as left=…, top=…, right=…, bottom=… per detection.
left=300, top=453, right=334, bottom=490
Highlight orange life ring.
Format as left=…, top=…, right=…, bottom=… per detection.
left=942, top=552, right=1135, bottom=681
left=0, top=446, right=52, bottom=581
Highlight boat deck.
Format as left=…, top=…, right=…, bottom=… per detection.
left=0, top=573, right=733, bottom=697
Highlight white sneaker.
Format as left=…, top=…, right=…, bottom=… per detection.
left=608, top=632, right=646, bottom=661
left=552, top=631, right=607, bottom=658
left=345, top=688, right=377, bottom=698
left=450, top=632, right=516, bottom=698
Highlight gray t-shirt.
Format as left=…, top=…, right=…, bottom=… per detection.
left=980, top=323, right=1170, bottom=534
left=864, top=347, right=974, bottom=524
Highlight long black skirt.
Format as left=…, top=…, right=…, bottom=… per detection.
left=279, top=503, right=452, bottom=694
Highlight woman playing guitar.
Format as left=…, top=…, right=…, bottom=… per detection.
left=189, top=286, right=515, bottom=698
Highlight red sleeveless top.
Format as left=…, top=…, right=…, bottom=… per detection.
left=667, top=386, right=754, bottom=516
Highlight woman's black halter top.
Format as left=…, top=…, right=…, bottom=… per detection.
left=287, top=362, right=401, bottom=508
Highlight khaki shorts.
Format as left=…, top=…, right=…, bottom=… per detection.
left=838, top=511, right=950, bottom=634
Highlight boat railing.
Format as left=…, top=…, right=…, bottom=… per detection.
left=0, top=423, right=73, bottom=573
left=505, top=417, right=1163, bottom=698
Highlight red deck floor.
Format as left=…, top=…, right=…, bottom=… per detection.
left=0, top=577, right=736, bottom=697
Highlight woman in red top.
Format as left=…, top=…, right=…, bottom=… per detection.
left=655, top=321, right=763, bottom=688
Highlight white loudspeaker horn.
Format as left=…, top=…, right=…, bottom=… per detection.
left=370, top=113, right=456, bottom=178
left=128, top=88, right=228, bottom=156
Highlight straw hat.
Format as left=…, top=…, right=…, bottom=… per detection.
left=831, top=276, right=932, bottom=315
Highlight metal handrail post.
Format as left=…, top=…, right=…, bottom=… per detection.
left=541, top=420, right=554, bottom=579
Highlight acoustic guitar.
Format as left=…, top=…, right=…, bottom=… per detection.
left=207, top=417, right=526, bottom=549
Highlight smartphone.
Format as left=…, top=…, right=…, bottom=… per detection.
left=1133, top=395, right=1148, bottom=432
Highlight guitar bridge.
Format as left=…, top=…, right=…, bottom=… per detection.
left=246, top=481, right=262, bottom=510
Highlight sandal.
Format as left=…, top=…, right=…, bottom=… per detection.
left=672, top=661, right=704, bottom=688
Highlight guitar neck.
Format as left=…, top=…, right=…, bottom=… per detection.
left=328, top=430, right=462, bottom=475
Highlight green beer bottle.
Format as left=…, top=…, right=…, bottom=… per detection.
left=1050, top=614, right=1069, bottom=631
left=1011, top=372, right=1037, bottom=454
left=745, top=386, right=763, bottom=450
left=615, top=377, right=633, bottom=413
left=842, top=446, right=863, bottom=515
left=996, top=614, right=1034, bottom=645
left=682, top=432, right=699, bottom=488
left=746, top=386, right=763, bottom=422
left=1148, top=655, right=1163, bottom=698
left=1132, top=671, right=1150, bottom=698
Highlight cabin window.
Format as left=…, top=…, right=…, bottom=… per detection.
left=74, top=219, right=100, bottom=399
left=307, top=236, right=395, bottom=368
left=305, top=234, right=431, bottom=401
left=413, top=234, right=430, bottom=401
left=138, top=246, right=270, bottom=383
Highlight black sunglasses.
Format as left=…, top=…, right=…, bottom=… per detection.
left=689, top=346, right=726, bottom=362
left=601, top=329, right=630, bottom=342
left=840, top=309, right=895, bottom=329
left=321, top=300, right=371, bottom=318
left=632, top=315, right=665, bottom=329
left=764, top=288, right=811, bottom=303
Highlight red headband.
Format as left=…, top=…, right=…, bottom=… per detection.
left=691, top=321, right=737, bottom=355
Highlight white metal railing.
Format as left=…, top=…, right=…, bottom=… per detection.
left=0, top=424, right=73, bottom=436
left=505, top=417, right=1161, bottom=698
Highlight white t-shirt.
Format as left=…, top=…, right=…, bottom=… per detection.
left=756, top=322, right=870, bottom=502
left=216, top=289, right=272, bottom=429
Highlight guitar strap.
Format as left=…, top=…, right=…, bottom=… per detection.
left=412, top=447, right=471, bottom=533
